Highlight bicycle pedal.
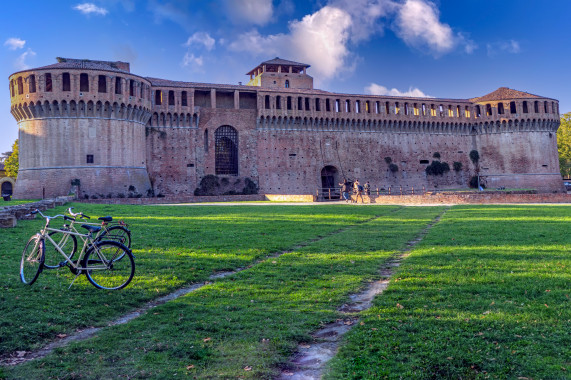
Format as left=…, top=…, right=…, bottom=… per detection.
left=58, top=261, right=67, bottom=268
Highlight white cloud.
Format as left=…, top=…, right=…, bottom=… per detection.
left=365, top=83, right=432, bottom=97
left=229, top=6, right=352, bottom=81
left=223, top=0, right=273, bottom=26
left=330, top=0, right=396, bottom=42
left=182, top=53, right=204, bottom=67
left=15, top=49, right=37, bottom=70
left=486, top=39, right=521, bottom=57
left=393, top=0, right=455, bottom=55
left=184, top=32, right=216, bottom=51
left=4, top=38, right=26, bottom=50
left=73, top=3, right=109, bottom=15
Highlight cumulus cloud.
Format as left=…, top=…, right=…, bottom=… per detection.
left=365, top=83, right=432, bottom=97
left=486, top=39, right=521, bottom=57
left=182, top=53, right=204, bottom=67
left=4, top=38, right=26, bottom=50
left=184, top=32, right=216, bottom=51
left=14, top=49, right=37, bottom=70
left=73, top=3, right=109, bottom=15
left=330, top=0, right=396, bottom=43
left=223, top=0, right=273, bottom=26
left=393, top=0, right=455, bottom=55
left=229, top=6, right=352, bottom=81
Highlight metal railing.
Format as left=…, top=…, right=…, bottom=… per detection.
left=316, top=186, right=427, bottom=200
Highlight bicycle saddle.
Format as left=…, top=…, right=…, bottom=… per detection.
left=98, top=216, right=113, bottom=222
left=81, top=224, right=102, bottom=233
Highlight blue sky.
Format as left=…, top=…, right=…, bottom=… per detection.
left=1, top=0, right=570, bottom=154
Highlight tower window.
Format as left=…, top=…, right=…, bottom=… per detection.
left=182, top=91, right=188, bottom=106
left=130, top=80, right=135, bottom=96
left=168, top=90, right=175, bottom=106
left=45, top=73, right=52, bottom=92
left=86, top=154, right=94, bottom=164
left=29, top=75, right=36, bottom=93
left=98, top=75, right=107, bottom=93
left=62, top=73, right=70, bottom=92
left=285, top=80, right=290, bottom=88
left=80, top=73, right=89, bottom=92
left=115, top=77, right=122, bottom=94
left=155, top=90, right=162, bottom=105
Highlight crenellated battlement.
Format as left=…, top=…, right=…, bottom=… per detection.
left=7, top=57, right=565, bottom=198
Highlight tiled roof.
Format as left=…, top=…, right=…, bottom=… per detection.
left=470, top=87, right=542, bottom=102
left=260, top=57, right=310, bottom=67
left=30, top=59, right=130, bottom=74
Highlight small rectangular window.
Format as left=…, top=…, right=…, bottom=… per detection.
left=62, top=73, right=70, bottom=92
left=29, top=75, right=36, bottom=93
left=326, top=98, right=331, bottom=112
left=98, top=75, right=107, bottom=93
left=168, top=90, right=175, bottom=106
left=315, top=98, right=320, bottom=112
left=115, top=77, right=122, bottom=94
left=287, top=96, right=292, bottom=110
left=17, top=77, right=24, bottom=94
left=129, top=80, right=135, bottom=96
left=155, top=90, right=162, bottom=105
left=182, top=91, right=188, bottom=106
left=45, top=73, right=53, bottom=92
left=86, top=154, right=94, bottom=164
left=80, top=73, right=89, bottom=92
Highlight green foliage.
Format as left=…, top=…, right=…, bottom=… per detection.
left=453, top=161, right=463, bottom=172
left=242, top=178, right=258, bottom=195
left=557, top=112, right=571, bottom=177
left=4, top=139, right=19, bottom=178
left=469, top=149, right=480, bottom=164
left=70, top=179, right=81, bottom=187
left=389, top=163, right=398, bottom=172
left=194, top=175, right=220, bottom=196
left=384, top=156, right=392, bottom=164
left=432, top=152, right=441, bottom=159
left=425, top=160, right=450, bottom=175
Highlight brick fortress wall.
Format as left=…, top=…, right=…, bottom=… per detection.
left=8, top=59, right=564, bottom=199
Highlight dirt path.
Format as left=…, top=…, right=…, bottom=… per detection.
left=277, top=207, right=450, bottom=379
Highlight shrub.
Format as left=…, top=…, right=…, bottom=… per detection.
left=71, top=179, right=81, bottom=186
left=469, top=150, right=480, bottom=164
left=221, top=178, right=229, bottom=186
left=389, top=163, right=399, bottom=173
left=433, top=152, right=441, bottom=159
left=117, top=193, right=125, bottom=198
left=384, top=157, right=392, bottom=164
left=453, top=161, right=463, bottom=172
left=242, top=178, right=258, bottom=195
left=425, top=161, right=450, bottom=176
left=128, top=185, right=136, bottom=192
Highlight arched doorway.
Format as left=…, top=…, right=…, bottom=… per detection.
left=321, top=165, right=338, bottom=189
left=215, top=125, right=238, bottom=175
left=1, top=181, right=13, bottom=196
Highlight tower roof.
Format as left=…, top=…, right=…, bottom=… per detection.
left=470, top=87, right=542, bottom=102
left=246, top=57, right=310, bottom=75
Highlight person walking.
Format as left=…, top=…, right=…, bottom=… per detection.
left=353, top=178, right=364, bottom=203
left=339, top=179, right=350, bottom=203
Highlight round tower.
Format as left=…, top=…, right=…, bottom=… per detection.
left=8, top=58, right=153, bottom=199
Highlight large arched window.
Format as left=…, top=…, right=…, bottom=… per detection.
left=215, top=126, right=238, bottom=175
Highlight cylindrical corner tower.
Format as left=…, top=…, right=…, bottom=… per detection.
left=8, top=59, right=153, bottom=199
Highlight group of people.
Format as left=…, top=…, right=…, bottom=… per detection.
left=339, top=178, right=370, bottom=203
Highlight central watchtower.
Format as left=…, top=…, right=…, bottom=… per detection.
left=246, top=57, right=313, bottom=90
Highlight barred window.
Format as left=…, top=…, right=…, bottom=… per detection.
left=215, top=125, right=238, bottom=175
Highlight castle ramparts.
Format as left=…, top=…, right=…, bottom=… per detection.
left=8, top=57, right=563, bottom=198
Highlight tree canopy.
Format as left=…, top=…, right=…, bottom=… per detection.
left=4, top=139, right=19, bottom=178
left=557, top=113, right=571, bottom=177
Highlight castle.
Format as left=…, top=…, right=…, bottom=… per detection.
left=8, top=57, right=564, bottom=199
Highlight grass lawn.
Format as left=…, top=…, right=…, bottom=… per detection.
left=1, top=204, right=569, bottom=379
left=1, top=199, right=40, bottom=207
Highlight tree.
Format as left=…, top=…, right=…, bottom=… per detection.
left=4, top=139, right=19, bottom=178
left=557, top=113, right=571, bottom=177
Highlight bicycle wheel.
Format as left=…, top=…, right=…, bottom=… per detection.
left=97, top=225, right=131, bottom=259
left=44, top=230, right=78, bottom=269
left=83, top=241, right=135, bottom=290
left=20, top=235, right=45, bottom=285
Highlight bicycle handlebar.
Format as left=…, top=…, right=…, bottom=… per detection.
left=31, top=209, right=66, bottom=220
left=67, top=207, right=90, bottom=219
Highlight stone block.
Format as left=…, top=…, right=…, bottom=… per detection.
left=0, top=215, right=17, bottom=228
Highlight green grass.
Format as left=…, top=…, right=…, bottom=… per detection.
left=6, top=205, right=443, bottom=379
left=326, top=205, right=570, bottom=379
left=0, top=203, right=393, bottom=355
left=1, top=204, right=569, bottom=379
left=0, top=199, right=40, bottom=207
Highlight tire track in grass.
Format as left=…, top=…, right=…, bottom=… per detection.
left=1, top=207, right=403, bottom=367
left=277, top=206, right=450, bottom=380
